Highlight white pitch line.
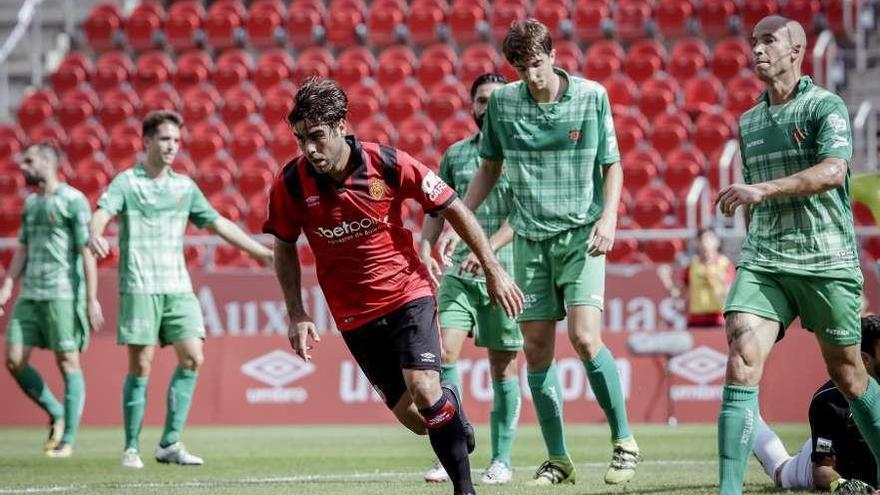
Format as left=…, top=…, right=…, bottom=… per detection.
left=0, top=460, right=716, bottom=494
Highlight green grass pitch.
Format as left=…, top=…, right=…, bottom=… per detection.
left=0, top=423, right=814, bottom=494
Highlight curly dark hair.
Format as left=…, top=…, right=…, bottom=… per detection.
left=470, top=73, right=508, bottom=100
left=862, top=315, right=880, bottom=354
left=502, top=18, right=553, bottom=66
left=287, top=77, right=348, bottom=128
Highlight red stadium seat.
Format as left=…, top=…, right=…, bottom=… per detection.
left=184, top=244, right=205, bottom=269
left=205, top=0, right=246, bottom=50
left=715, top=37, right=752, bottom=60
left=69, top=169, right=109, bottom=203
left=182, top=98, right=216, bottom=126
left=93, top=51, right=134, bottom=92
left=665, top=157, right=704, bottom=189
left=554, top=41, right=583, bottom=75
left=613, top=110, right=649, bottom=155
left=133, top=50, right=173, bottom=93
left=286, top=0, right=325, bottom=48
left=195, top=169, right=232, bottom=197
left=17, top=91, right=57, bottom=132
left=426, top=80, right=468, bottom=122
left=448, top=1, right=486, bottom=45
left=245, top=198, right=269, bottom=234
left=292, top=47, right=333, bottom=83
left=585, top=56, right=622, bottom=82
left=262, top=81, right=296, bottom=126
left=376, top=45, right=417, bottom=87
left=335, top=46, right=376, bottom=89
left=534, top=0, right=569, bottom=38
left=356, top=116, right=395, bottom=145
left=643, top=239, right=685, bottom=262
left=639, top=86, right=675, bottom=120
left=683, top=75, right=724, bottom=114
left=697, top=0, right=735, bottom=38
left=712, top=50, right=750, bottom=80
left=199, top=155, right=236, bottom=175
left=781, top=0, right=820, bottom=30
left=83, top=3, right=123, bottom=52
left=140, top=85, right=182, bottom=116
left=385, top=81, right=426, bottom=122
left=271, top=123, right=300, bottom=163
left=490, top=3, right=527, bottom=43
left=347, top=81, right=383, bottom=124
left=0, top=125, right=25, bottom=161
left=741, top=0, right=778, bottom=30
left=247, top=0, right=285, bottom=48
left=230, top=120, right=271, bottom=161
left=725, top=74, right=763, bottom=116
left=572, top=0, right=610, bottom=42
left=166, top=0, right=205, bottom=51
left=656, top=0, right=694, bottom=38
left=603, top=75, right=639, bottom=107
left=408, top=0, right=446, bottom=46
left=862, top=238, right=880, bottom=261
left=367, top=0, right=404, bottom=46
left=587, top=39, right=626, bottom=63
left=106, top=134, right=141, bottom=168
left=0, top=174, right=24, bottom=197
left=415, top=148, right=441, bottom=171
left=210, top=191, right=248, bottom=223
left=694, top=110, right=736, bottom=155
left=326, top=0, right=365, bottom=47
left=437, top=114, right=477, bottom=151
left=238, top=167, right=275, bottom=197
left=607, top=238, right=639, bottom=263
left=669, top=38, right=709, bottom=80
left=50, top=52, right=92, bottom=96
left=397, top=115, right=438, bottom=155
left=254, top=49, right=294, bottom=92
left=621, top=149, right=660, bottom=193
left=826, top=0, right=859, bottom=37
left=125, top=2, right=163, bottom=52
left=242, top=154, right=279, bottom=174
left=625, top=52, right=663, bottom=84
left=418, top=44, right=458, bottom=89
left=615, top=0, right=652, bottom=40
left=651, top=121, right=689, bottom=153
left=632, top=185, right=676, bottom=228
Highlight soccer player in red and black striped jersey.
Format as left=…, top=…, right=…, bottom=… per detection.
left=264, top=78, right=523, bottom=495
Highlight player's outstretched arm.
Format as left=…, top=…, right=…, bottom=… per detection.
left=419, top=214, right=445, bottom=286
left=81, top=247, right=104, bottom=331
left=716, top=158, right=847, bottom=216
left=589, top=162, right=623, bottom=256
left=207, top=217, right=274, bottom=266
left=441, top=199, right=523, bottom=318
left=87, top=208, right=114, bottom=259
left=272, top=239, right=320, bottom=361
left=0, top=246, right=27, bottom=317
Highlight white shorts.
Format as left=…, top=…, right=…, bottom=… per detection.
left=779, top=439, right=815, bottom=490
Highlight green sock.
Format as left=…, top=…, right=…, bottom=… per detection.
left=583, top=346, right=632, bottom=441
left=718, top=384, right=759, bottom=495
left=123, top=375, right=149, bottom=451
left=61, top=370, right=85, bottom=444
left=846, top=377, right=880, bottom=483
left=159, top=368, right=199, bottom=448
left=440, top=363, right=461, bottom=393
left=527, top=362, right=569, bottom=460
left=490, top=377, right=521, bottom=467
left=13, top=365, right=63, bottom=421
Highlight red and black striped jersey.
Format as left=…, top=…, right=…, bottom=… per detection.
left=264, top=135, right=456, bottom=331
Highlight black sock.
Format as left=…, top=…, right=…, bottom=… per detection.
left=420, top=387, right=475, bottom=495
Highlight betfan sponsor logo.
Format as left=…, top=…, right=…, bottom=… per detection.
left=241, top=350, right=314, bottom=404
left=668, top=346, right=727, bottom=401
left=313, top=217, right=383, bottom=243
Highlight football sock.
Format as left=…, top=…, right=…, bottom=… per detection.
left=13, top=365, right=63, bottom=421
left=583, top=346, right=632, bottom=441
left=61, top=370, right=85, bottom=444
left=846, top=377, right=880, bottom=484
left=420, top=387, right=474, bottom=495
left=123, top=375, right=149, bottom=451
left=752, top=416, right=790, bottom=483
left=160, top=368, right=199, bottom=448
left=718, top=384, right=760, bottom=495
left=528, top=362, right=570, bottom=460
left=440, top=363, right=462, bottom=393
left=490, top=377, right=521, bottom=467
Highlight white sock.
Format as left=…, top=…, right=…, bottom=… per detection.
left=753, top=416, right=791, bottom=484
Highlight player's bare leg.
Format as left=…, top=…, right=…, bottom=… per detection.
left=154, top=338, right=204, bottom=466
left=817, top=339, right=880, bottom=482
left=569, top=304, right=639, bottom=484
left=719, top=312, right=779, bottom=494
left=121, top=344, right=154, bottom=468
left=405, top=368, right=475, bottom=495
left=425, top=328, right=469, bottom=483
left=522, top=320, right=575, bottom=485
left=6, top=343, right=64, bottom=451
left=480, top=348, right=518, bottom=485
left=45, top=350, right=84, bottom=458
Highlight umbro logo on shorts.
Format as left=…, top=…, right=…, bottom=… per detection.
left=420, top=352, right=436, bottom=363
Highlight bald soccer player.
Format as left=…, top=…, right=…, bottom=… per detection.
left=715, top=15, right=880, bottom=494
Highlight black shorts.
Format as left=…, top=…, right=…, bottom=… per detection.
left=341, top=296, right=442, bottom=409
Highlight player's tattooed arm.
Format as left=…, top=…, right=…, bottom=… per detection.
left=273, top=239, right=320, bottom=361
left=0, top=246, right=26, bottom=316
left=87, top=208, right=114, bottom=259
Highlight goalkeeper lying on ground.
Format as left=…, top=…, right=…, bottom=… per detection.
left=754, top=315, right=880, bottom=493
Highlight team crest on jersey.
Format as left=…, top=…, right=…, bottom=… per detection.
left=568, top=129, right=582, bottom=143
left=827, top=113, right=847, bottom=132
left=368, top=179, right=385, bottom=200
left=792, top=128, right=807, bottom=143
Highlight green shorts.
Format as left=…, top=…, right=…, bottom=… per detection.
left=724, top=266, right=863, bottom=346
left=5, top=298, right=88, bottom=352
left=118, top=292, right=206, bottom=346
left=514, top=224, right=605, bottom=322
left=437, top=274, right=522, bottom=350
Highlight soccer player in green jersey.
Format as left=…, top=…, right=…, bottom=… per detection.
left=451, top=19, right=639, bottom=485
left=1, top=142, right=104, bottom=458
left=420, top=73, right=523, bottom=485
left=87, top=110, right=274, bottom=469
left=715, top=15, right=880, bottom=494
